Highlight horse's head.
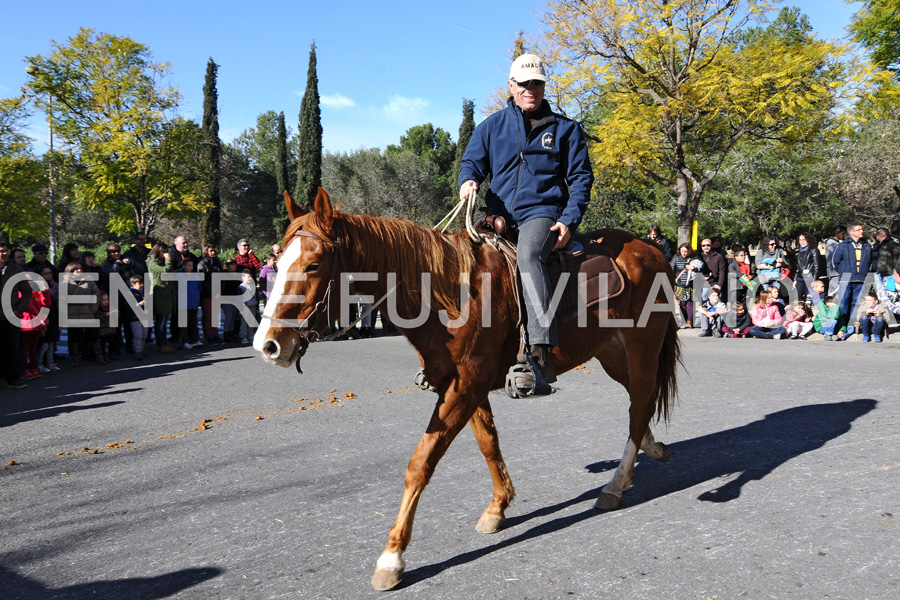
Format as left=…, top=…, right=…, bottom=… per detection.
left=253, top=187, right=341, bottom=368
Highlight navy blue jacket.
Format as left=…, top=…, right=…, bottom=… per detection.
left=458, top=99, right=594, bottom=229
left=832, top=238, right=872, bottom=282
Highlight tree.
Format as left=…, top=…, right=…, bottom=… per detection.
left=849, top=0, right=900, bottom=74
left=0, top=97, right=47, bottom=240
left=452, top=99, right=476, bottom=196
left=322, top=148, right=448, bottom=224
left=295, top=42, right=323, bottom=210
left=274, top=111, right=291, bottom=238
left=543, top=1, right=886, bottom=244
left=386, top=123, right=456, bottom=191
left=25, top=28, right=208, bottom=236
left=199, top=58, right=222, bottom=249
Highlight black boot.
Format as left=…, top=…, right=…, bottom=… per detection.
left=530, top=344, right=557, bottom=384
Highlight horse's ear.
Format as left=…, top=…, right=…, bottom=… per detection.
left=313, top=187, right=333, bottom=233
left=284, top=190, right=307, bottom=221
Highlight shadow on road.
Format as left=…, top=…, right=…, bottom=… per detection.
left=0, top=564, right=222, bottom=599
left=401, top=398, right=877, bottom=588
left=0, top=354, right=252, bottom=429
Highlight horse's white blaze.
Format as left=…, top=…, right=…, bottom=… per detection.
left=376, top=551, right=405, bottom=572
left=253, top=239, right=305, bottom=353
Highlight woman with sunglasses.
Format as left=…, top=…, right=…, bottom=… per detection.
left=755, top=236, right=785, bottom=289
left=457, top=53, right=594, bottom=391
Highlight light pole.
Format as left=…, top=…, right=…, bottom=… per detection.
left=25, top=65, right=57, bottom=262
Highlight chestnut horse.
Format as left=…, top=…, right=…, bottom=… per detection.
left=254, top=188, right=680, bottom=590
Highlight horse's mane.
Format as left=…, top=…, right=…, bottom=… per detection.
left=292, top=211, right=478, bottom=320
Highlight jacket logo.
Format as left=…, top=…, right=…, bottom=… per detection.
left=541, top=132, right=554, bottom=150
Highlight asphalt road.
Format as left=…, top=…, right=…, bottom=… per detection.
left=1, top=333, right=898, bottom=600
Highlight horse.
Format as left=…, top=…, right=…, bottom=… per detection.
left=254, top=188, right=681, bottom=591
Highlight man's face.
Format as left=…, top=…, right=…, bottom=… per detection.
left=175, top=237, right=187, bottom=251
left=13, top=250, right=26, bottom=266
left=508, top=78, right=545, bottom=112
left=700, top=240, right=712, bottom=253
left=0, top=246, right=8, bottom=266
left=272, top=244, right=282, bottom=256
left=850, top=225, right=864, bottom=241
left=876, top=230, right=887, bottom=242
left=239, top=242, right=250, bottom=255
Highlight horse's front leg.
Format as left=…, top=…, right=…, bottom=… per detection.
left=371, top=387, right=479, bottom=591
left=468, top=400, right=515, bottom=534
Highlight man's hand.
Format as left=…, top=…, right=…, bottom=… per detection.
left=550, top=221, right=571, bottom=251
left=459, top=180, right=479, bottom=202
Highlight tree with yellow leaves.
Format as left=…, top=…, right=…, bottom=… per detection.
left=543, top=0, right=892, bottom=244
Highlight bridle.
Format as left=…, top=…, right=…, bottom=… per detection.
left=261, top=223, right=394, bottom=370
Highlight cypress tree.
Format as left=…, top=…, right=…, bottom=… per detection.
left=274, top=111, right=291, bottom=237
left=295, top=42, right=323, bottom=211
left=453, top=98, right=475, bottom=195
left=199, top=57, right=222, bottom=249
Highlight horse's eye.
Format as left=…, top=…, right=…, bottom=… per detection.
left=304, top=263, right=319, bottom=273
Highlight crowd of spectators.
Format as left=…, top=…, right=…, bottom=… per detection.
left=4, top=222, right=900, bottom=390
left=648, top=223, right=900, bottom=342
left=1, top=236, right=281, bottom=390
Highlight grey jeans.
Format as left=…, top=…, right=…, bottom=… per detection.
left=517, top=217, right=559, bottom=346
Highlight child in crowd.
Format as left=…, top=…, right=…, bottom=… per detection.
left=767, top=285, right=786, bottom=316
left=237, top=270, right=259, bottom=344
left=857, top=292, right=886, bottom=342
left=35, top=265, right=61, bottom=372
left=178, top=258, right=203, bottom=349
left=697, top=287, right=727, bottom=337
left=126, top=275, right=150, bottom=359
left=95, top=293, right=118, bottom=364
left=20, top=277, right=51, bottom=379
left=722, top=301, right=752, bottom=338
left=784, top=301, right=814, bottom=339
left=808, top=279, right=826, bottom=306
left=813, top=296, right=841, bottom=341
left=258, top=252, right=278, bottom=300
left=749, top=290, right=786, bottom=339
left=221, top=258, right=241, bottom=343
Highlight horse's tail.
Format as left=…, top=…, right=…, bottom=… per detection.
left=654, top=314, right=682, bottom=423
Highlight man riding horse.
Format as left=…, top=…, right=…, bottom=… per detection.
left=458, top=53, right=594, bottom=391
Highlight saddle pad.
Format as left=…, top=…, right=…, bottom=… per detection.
left=547, top=240, right=625, bottom=324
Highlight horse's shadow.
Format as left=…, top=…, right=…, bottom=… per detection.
left=402, top=399, right=877, bottom=587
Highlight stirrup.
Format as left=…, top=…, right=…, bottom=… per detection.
left=415, top=368, right=436, bottom=392
left=504, top=356, right=553, bottom=398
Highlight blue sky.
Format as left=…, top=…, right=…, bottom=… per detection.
left=1, top=0, right=863, bottom=155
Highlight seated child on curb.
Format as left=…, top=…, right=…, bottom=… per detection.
left=784, top=300, right=814, bottom=339
left=857, top=292, right=886, bottom=342
left=721, top=301, right=752, bottom=338
left=749, top=290, right=787, bottom=339
left=697, top=287, right=727, bottom=337
left=813, top=296, right=841, bottom=340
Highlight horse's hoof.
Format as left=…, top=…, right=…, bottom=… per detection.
left=655, top=442, right=671, bottom=462
left=476, top=513, right=505, bottom=534
left=371, top=567, right=404, bottom=591
left=595, top=490, right=622, bottom=511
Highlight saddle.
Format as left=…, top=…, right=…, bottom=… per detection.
left=475, top=215, right=625, bottom=327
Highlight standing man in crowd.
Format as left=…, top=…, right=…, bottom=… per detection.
left=872, top=228, right=900, bottom=293
left=458, top=52, right=594, bottom=391
left=167, top=235, right=197, bottom=344
left=234, top=239, right=262, bottom=279
left=27, top=244, right=58, bottom=281
left=700, top=238, right=726, bottom=293
left=832, top=223, right=872, bottom=338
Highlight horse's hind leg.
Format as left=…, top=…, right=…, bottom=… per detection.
left=468, top=400, right=515, bottom=533
left=595, top=331, right=665, bottom=511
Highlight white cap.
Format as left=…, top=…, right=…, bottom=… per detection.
left=509, top=53, right=548, bottom=82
